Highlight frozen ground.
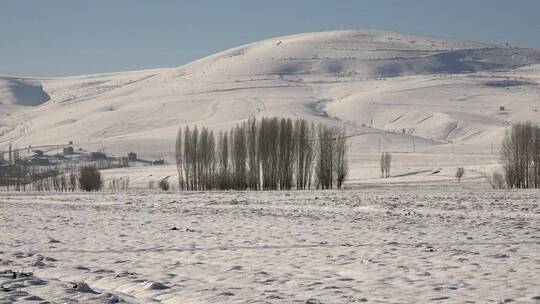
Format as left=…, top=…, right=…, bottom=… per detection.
left=1, top=189, right=539, bottom=303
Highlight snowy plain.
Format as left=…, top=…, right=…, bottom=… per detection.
left=1, top=188, right=539, bottom=303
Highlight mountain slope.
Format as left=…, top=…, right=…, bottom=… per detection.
left=0, top=77, right=50, bottom=106
left=1, top=30, right=540, bottom=155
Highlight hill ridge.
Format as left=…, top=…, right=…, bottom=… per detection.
left=1, top=30, right=539, bottom=154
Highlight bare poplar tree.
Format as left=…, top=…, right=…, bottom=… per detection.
left=315, top=124, right=335, bottom=189
left=191, top=126, right=199, bottom=190
left=380, top=152, right=391, bottom=178
left=246, top=118, right=260, bottom=190
left=183, top=126, right=192, bottom=190
left=278, top=118, right=295, bottom=189
left=197, top=127, right=215, bottom=190
left=455, top=167, right=465, bottom=183
left=532, top=126, right=540, bottom=188
left=217, top=132, right=230, bottom=189
left=231, top=125, right=247, bottom=189
left=175, top=127, right=184, bottom=190
left=259, top=117, right=280, bottom=190
left=334, top=128, right=349, bottom=189
left=295, top=119, right=312, bottom=189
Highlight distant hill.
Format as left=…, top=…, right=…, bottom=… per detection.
left=1, top=30, right=540, bottom=154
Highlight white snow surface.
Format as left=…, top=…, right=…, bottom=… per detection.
left=1, top=30, right=540, bottom=157
left=0, top=189, right=539, bottom=303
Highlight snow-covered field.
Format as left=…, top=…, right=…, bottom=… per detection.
left=1, top=29, right=540, bottom=304
left=1, top=189, right=539, bottom=303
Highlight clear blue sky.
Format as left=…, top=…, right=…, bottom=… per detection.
left=1, top=0, right=539, bottom=77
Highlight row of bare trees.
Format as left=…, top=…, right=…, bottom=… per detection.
left=1, top=165, right=103, bottom=192
left=109, top=176, right=130, bottom=191
left=32, top=172, right=78, bottom=192
left=501, top=122, right=540, bottom=188
left=176, top=117, right=349, bottom=191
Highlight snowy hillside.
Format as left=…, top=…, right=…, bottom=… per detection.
left=1, top=30, right=540, bottom=156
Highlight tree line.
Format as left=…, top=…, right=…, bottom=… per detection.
left=0, top=165, right=104, bottom=192
left=175, top=117, right=349, bottom=191
left=501, top=121, right=540, bottom=188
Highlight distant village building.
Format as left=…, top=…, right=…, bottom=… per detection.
left=89, top=152, right=107, bottom=160
left=32, top=150, right=44, bottom=157
left=63, top=146, right=74, bottom=155
left=30, top=157, right=50, bottom=166
left=128, top=152, right=137, bottom=161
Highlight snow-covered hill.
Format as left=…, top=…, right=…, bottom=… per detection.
left=1, top=30, right=540, bottom=156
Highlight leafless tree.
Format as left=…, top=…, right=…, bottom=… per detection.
left=279, top=118, right=295, bottom=189
left=334, top=128, right=349, bottom=189
left=217, top=131, right=230, bottom=189
left=246, top=118, right=260, bottom=190
left=259, top=117, right=280, bottom=190
left=183, top=126, right=200, bottom=190
left=231, top=125, right=247, bottom=190
left=315, top=124, right=335, bottom=189
left=175, top=126, right=184, bottom=190
left=295, top=119, right=315, bottom=189
left=197, top=127, right=215, bottom=190
left=380, top=152, right=391, bottom=178
left=455, top=167, right=465, bottom=183
left=183, top=126, right=192, bottom=190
